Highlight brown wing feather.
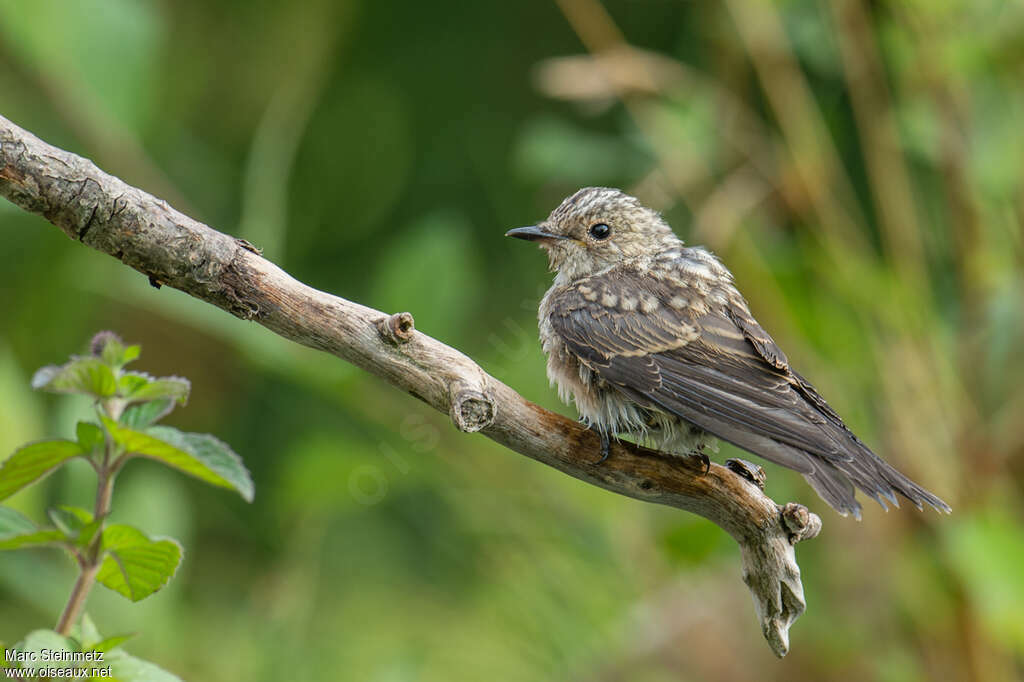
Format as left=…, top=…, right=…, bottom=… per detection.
left=548, top=262, right=950, bottom=517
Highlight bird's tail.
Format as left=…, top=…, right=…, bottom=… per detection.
left=806, top=438, right=951, bottom=519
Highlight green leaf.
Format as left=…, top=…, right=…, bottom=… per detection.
left=14, top=628, right=77, bottom=664
left=32, top=356, right=118, bottom=398
left=0, top=439, right=85, bottom=501
left=0, top=529, right=66, bottom=549
left=96, top=524, right=182, bottom=602
left=77, top=421, right=106, bottom=453
left=105, top=647, right=183, bottom=682
left=118, top=373, right=149, bottom=394
left=88, top=632, right=137, bottom=654
left=47, top=506, right=100, bottom=547
left=74, top=615, right=140, bottom=670
left=0, top=506, right=38, bottom=536
left=77, top=520, right=103, bottom=549
left=118, top=372, right=190, bottom=405
left=121, top=399, right=175, bottom=428
left=75, top=613, right=102, bottom=648
left=60, top=505, right=93, bottom=524
left=48, top=505, right=93, bottom=535
left=97, top=334, right=140, bottom=369
left=101, top=418, right=254, bottom=502
left=0, top=507, right=67, bottom=549
left=0, top=505, right=67, bottom=550
left=148, top=427, right=255, bottom=502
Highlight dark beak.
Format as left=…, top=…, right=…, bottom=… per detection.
left=504, top=225, right=568, bottom=242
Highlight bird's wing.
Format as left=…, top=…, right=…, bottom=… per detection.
left=548, top=265, right=949, bottom=517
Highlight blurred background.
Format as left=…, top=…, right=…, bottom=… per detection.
left=1, top=0, right=1023, bottom=679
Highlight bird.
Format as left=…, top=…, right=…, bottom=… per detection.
left=506, top=187, right=950, bottom=518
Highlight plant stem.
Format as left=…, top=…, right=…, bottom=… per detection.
left=93, top=468, right=116, bottom=522
left=54, top=463, right=117, bottom=636
left=55, top=563, right=100, bottom=636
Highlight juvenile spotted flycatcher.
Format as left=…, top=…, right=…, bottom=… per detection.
left=507, top=187, right=949, bottom=518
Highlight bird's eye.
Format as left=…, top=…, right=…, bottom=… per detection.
left=589, top=223, right=611, bottom=240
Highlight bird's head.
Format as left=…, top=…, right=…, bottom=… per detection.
left=506, top=187, right=678, bottom=281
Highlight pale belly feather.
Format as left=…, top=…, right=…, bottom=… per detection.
left=541, top=327, right=712, bottom=456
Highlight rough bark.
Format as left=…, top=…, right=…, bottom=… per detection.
left=0, top=114, right=820, bottom=657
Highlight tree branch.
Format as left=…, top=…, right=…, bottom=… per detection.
left=0, top=114, right=820, bottom=657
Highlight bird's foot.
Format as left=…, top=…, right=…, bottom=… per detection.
left=692, top=444, right=711, bottom=475
left=580, top=420, right=613, bottom=464
left=596, top=430, right=611, bottom=464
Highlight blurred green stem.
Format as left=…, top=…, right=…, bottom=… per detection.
left=56, top=563, right=100, bottom=637
left=54, top=428, right=119, bottom=636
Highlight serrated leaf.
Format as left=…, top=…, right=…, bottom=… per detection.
left=101, top=418, right=253, bottom=502
left=15, top=629, right=77, bottom=662
left=0, top=521, right=67, bottom=550
left=0, top=506, right=38, bottom=536
left=96, top=524, right=182, bottom=602
left=0, top=439, right=85, bottom=501
left=77, top=614, right=103, bottom=647
left=147, top=427, right=254, bottom=502
left=118, top=372, right=190, bottom=405
left=77, top=421, right=106, bottom=453
left=121, top=399, right=175, bottom=428
left=30, top=365, right=60, bottom=389
left=99, top=335, right=140, bottom=369
left=48, top=506, right=99, bottom=547
left=31, top=357, right=118, bottom=397
left=76, top=520, right=103, bottom=549
left=119, top=373, right=149, bottom=394
left=121, top=344, right=141, bottom=364
left=119, top=374, right=148, bottom=391
left=87, top=633, right=136, bottom=653
left=0, top=504, right=67, bottom=551
left=105, top=647, right=183, bottom=682
left=48, top=506, right=92, bottom=535
left=59, top=506, right=94, bottom=524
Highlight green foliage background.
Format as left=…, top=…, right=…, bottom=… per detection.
left=1, top=0, right=1023, bottom=679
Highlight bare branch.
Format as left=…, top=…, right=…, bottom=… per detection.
left=0, top=114, right=820, bottom=657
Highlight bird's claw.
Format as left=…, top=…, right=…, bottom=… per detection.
left=694, top=451, right=711, bottom=475
left=685, top=443, right=711, bottom=474
left=595, top=430, right=611, bottom=464
left=580, top=421, right=613, bottom=464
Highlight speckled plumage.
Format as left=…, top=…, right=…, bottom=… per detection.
left=509, top=187, right=950, bottom=518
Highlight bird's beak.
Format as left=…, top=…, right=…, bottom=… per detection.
left=505, top=225, right=568, bottom=242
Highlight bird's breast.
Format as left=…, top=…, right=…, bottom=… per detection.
left=538, top=303, right=646, bottom=435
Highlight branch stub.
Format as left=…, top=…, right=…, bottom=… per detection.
left=450, top=385, right=496, bottom=433
left=377, top=312, right=415, bottom=344
left=781, top=502, right=822, bottom=544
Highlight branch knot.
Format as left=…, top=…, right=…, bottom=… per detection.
left=377, top=312, right=415, bottom=344
left=780, top=502, right=822, bottom=544
left=449, top=382, right=496, bottom=433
